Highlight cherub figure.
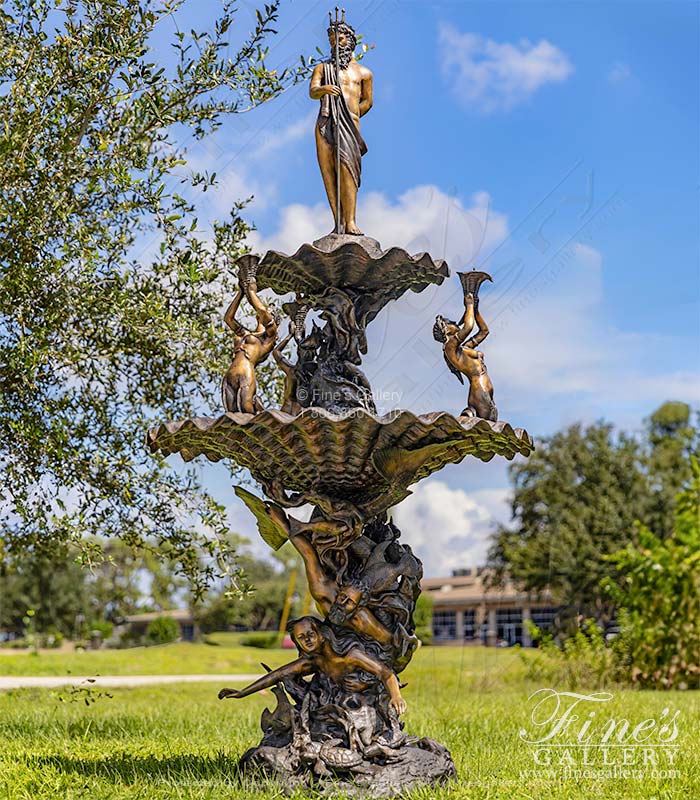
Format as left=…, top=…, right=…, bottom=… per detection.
left=286, top=526, right=395, bottom=648
left=272, top=306, right=324, bottom=415
left=433, top=271, right=498, bottom=422
left=221, top=272, right=278, bottom=414
left=218, top=616, right=406, bottom=715
left=272, top=324, right=304, bottom=416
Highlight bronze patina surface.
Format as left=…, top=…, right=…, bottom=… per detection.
left=434, top=270, right=498, bottom=421
left=310, top=9, right=373, bottom=235
left=235, top=240, right=448, bottom=416
left=148, top=409, right=532, bottom=516
left=147, top=11, right=532, bottom=796
left=236, top=241, right=448, bottom=305
left=220, top=272, right=278, bottom=414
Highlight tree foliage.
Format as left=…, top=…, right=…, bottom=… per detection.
left=0, top=1, right=312, bottom=596
left=0, top=543, right=87, bottom=637
left=488, top=403, right=698, bottom=626
left=645, top=401, right=698, bottom=537
left=489, top=420, right=647, bottom=624
left=603, top=458, right=700, bottom=689
left=0, top=537, right=193, bottom=636
left=145, top=614, right=180, bottom=645
left=197, top=541, right=303, bottom=632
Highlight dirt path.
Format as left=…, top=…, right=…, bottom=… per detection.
left=0, top=674, right=260, bottom=690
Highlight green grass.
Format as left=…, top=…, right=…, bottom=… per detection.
left=0, top=643, right=697, bottom=799
left=0, top=633, right=292, bottom=676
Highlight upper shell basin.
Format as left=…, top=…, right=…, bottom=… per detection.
left=148, top=409, right=533, bottom=515
left=237, top=238, right=449, bottom=310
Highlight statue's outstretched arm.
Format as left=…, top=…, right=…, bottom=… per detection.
left=454, top=294, right=476, bottom=345
left=347, top=648, right=406, bottom=714
left=223, top=289, right=246, bottom=334
left=219, top=658, right=313, bottom=699
left=273, top=331, right=294, bottom=372
left=288, top=530, right=334, bottom=610
left=350, top=608, right=393, bottom=646
left=465, top=308, right=490, bottom=348
left=246, top=282, right=277, bottom=341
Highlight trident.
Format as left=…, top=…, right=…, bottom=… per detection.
left=330, top=7, right=345, bottom=234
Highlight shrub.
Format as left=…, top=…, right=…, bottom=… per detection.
left=145, top=616, right=180, bottom=645
left=520, top=618, right=621, bottom=690
left=3, top=639, right=29, bottom=650
left=240, top=632, right=281, bottom=649
left=603, top=457, right=700, bottom=689
left=39, top=629, right=63, bottom=649
left=90, top=620, right=114, bottom=641
left=413, top=593, right=433, bottom=630
left=118, top=627, right=143, bottom=649
left=415, top=626, right=433, bottom=646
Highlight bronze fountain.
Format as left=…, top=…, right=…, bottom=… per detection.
left=148, top=9, right=532, bottom=796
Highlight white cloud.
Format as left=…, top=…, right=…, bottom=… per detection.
left=248, top=112, right=315, bottom=161
left=183, top=111, right=316, bottom=218
left=247, top=185, right=509, bottom=266
left=245, top=183, right=698, bottom=425
left=485, top=242, right=700, bottom=418
left=364, top=236, right=699, bottom=422
left=438, top=24, right=573, bottom=113
left=393, top=481, right=511, bottom=576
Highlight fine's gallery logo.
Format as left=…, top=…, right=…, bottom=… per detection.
left=519, top=688, right=681, bottom=781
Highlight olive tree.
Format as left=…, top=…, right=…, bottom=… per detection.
left=0, top=0, right=311, bottom=596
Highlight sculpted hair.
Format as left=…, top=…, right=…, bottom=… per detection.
left=286, top=614, right=359, bottom=658
left=432, top=316, right=448, bottom=344
left=327, top=21, right=357, bottom=51
left=327, top=22, right=357, bottom=70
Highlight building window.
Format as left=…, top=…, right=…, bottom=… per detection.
left=463, top=610, right=476, bottom=640
left=496, top=608, right=523, bottom=646
left=531, top=607, right=559, bottom=632
left=433, top=610, right=456, bottom=640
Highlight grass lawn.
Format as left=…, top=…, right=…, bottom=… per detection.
left=0, top=641, right=697, bottom=799
left=0, top=633, right=290, bottom=677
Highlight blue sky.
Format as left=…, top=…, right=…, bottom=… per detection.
left=156, top=1, right=699, bottom=576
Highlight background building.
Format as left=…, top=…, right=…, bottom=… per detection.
left=121, top=610, right=198, bottom=642
left=422, top=568, right=559, bottom=647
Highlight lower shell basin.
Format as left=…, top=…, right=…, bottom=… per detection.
left=147, top=409, right=533, bottom=514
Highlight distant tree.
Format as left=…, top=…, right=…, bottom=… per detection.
left=83, top=538, right=146, bottom=621
left=488, top=421, right=648, bottom=627
left=142, top=548, right=187, bottom=612
left=0, top=1, right=311, bottom=598
left=413, top=592, right=433, bottom=645
left=489, top=404, right=698, bottom=629
left=645, top=402, right=699, bottom=538
left=604, top=458, right=700, bottom=689
left=0, top=545, right=88, bottom=636
left=0, top=535, right=204, bottom=638
left=197, top=542, right=302, bottom=632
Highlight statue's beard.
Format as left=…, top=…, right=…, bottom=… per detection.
left=332, top=42, right=354, bottom=72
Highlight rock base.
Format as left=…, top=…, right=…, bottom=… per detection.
left=239, top=735, right=456, bottom=797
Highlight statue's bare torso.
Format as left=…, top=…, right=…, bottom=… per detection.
left=310, top=45, right=373, bottom=235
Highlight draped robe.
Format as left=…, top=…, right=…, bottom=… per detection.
left=316, top=61, right=368, bottom=189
